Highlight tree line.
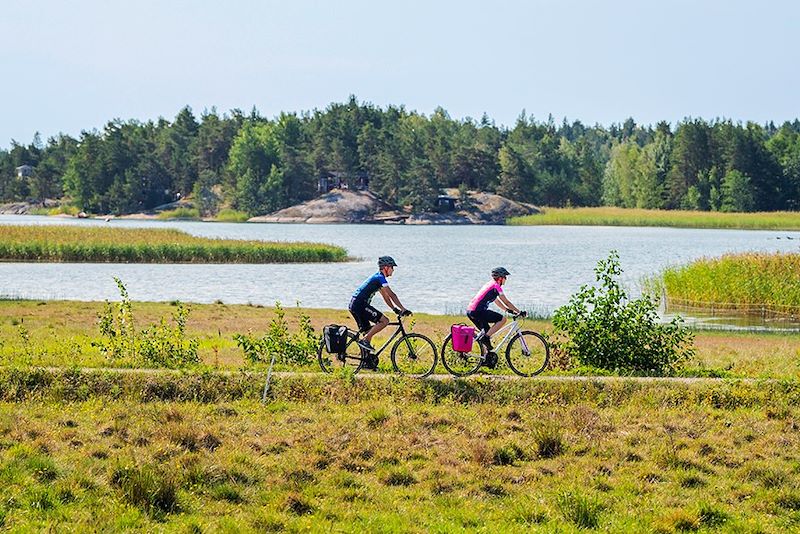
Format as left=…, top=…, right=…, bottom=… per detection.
left=2, top=97, right=800, bottom=216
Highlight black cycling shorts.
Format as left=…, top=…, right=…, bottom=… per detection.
left=467, top=309, right=503, bottom=333
left=349, top=297, right=385, bottom=333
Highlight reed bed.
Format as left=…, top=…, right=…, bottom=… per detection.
left=509, top=206, right=800, bottom=230
left=0, top=225, right=348, bottom=263
left=662, top=252, right=800, bottom=315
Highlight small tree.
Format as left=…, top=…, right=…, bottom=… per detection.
left=551, top=251, right=694, bottom=375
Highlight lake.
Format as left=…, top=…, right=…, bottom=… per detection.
left=2, top=215, right=799, bottom=322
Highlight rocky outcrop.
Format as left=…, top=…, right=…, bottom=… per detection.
left=249, top=188, right=539, bottom=224
left=0, top=199, right=59, bottom=215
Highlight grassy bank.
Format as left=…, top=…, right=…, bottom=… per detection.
left=662, top=252, right=800, bottom=316
left=0, top=374, right=799, bottom=531
left=0, top=225, right=348, bottom=263
left=509, top=206, right=800, bottom=230
left=2, top=300, right=799, bottom=379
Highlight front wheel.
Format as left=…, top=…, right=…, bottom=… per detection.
left=391, top=333, right=438, bottom=378
left=440, top=333, right=482, bottom=377
left=317, top=332, right=364, bottom=374
left=505, top=330, right=549, bottom=377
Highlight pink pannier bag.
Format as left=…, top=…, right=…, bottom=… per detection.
left=451, top=324, right=475, bottom=352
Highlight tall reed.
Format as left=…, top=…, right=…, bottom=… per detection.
left=662, top=252, right=800, bottom=314
left=0, top=225, right=348, bottom=263
left=509, top=207, right=800, bottom=230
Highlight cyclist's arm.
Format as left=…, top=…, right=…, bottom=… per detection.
left=497, top=294, right=520, bottom=314
left=379, top=286, right=407, bottom=312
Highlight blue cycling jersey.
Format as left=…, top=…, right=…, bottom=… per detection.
left=352, top=272, right=388, bottom=304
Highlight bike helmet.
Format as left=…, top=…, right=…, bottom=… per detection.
left=491, top=266, right=511, bottom=278
left=378, top=256, right=397, bottom=268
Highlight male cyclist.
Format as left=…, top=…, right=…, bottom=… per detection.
left=466, top=267, right=525, bottom=368
left=349, top=256, right=411, bottom=370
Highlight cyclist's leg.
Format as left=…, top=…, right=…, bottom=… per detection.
left=362, top=305, right=388, bottom=343
left=484, top=310, right=506, bottom=339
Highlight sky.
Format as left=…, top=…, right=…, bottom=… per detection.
left=1, top=0, right=798, bottom=147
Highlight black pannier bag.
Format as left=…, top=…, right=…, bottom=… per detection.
left=323, top=325, right=348, bottom=354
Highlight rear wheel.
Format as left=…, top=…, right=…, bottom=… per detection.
left=505, top=330, right=549, bottom=376
left=391, top=333, right=438, bottom=378
left=317, top=331, right=364, bottom=374
left=440, top=333, right=482, bottom=377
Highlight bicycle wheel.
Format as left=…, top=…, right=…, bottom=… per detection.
left=440, top=334, right=482, bottom=377
left=505, top=330, right=549, bottom=377
left=317, top=332, right=364, bottom=374
left=391, top=333, right=438, bottom=378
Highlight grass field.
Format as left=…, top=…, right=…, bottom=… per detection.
left=2, top=300, right=800, bottom=530
left=0, top=225, right=348, bottom=263
left=509, top=207, right=800, bottom=230
left=1, top=374, right=799, bottom=531
left=1, top=300, right=799, bottom=379
left=661, top=252, right=800, bottom=318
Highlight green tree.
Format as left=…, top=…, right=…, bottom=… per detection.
left=720, top=169, right=755, bottom=212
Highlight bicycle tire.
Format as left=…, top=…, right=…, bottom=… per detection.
left=317, top=331, right=365, bottom=374
left=505, top=330, right=549, bottom=377
left=390, top=333, right=438, bottom=378
left=440, top=333, right=482, bottom=377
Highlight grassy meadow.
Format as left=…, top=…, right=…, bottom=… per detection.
left=1, top=375, right=800, bottom=531
left=0, top=225, right=348, bottom=263
left=1, top=300, right=799, bottom=379
left=662, top=252, right=800, bottom=316
left=509, top=207, right=800, bottom=230
left=2, top=300, right=800, bottom=530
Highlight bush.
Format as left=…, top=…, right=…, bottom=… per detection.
left=94, top=278, right=199, bottom=368
left=234, top=302, right=319, bottom=367
left=551, top=251, right=695, bottom=375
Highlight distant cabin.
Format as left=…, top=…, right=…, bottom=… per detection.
left=318, top=171, right=370, bottom=193
left=436, top=195, right=457, bottom=212
left=16, top=165, right=33, bottom=178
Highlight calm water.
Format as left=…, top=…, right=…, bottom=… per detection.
left=2, top=215, right=799, bottom=318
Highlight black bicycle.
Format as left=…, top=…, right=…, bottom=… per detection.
left=440, top=312, right=549, bottom=377
left=317, top=311, right=438, bottom=378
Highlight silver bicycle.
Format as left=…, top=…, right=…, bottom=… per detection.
left=440, top=313, right=549, bottom=377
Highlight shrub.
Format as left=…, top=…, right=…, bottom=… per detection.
left=551, top=251, right=695, bottom=375
left=94, top=278, right=199, bottom=368
left=234, top=302, right=319, bottom=367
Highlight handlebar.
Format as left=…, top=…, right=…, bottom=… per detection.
left=511, top=311, right=527, bottom=320
left=394, top=308, right=413, bottom=317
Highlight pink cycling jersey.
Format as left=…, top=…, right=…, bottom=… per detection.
left=467, top=281, right=503, bottom=312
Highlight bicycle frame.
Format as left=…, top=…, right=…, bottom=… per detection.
left=347, top=315, right=409, bottom=358
left=482, top=315, right=525, bottom=355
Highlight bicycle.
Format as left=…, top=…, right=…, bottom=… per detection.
left=440, top=312, right=549, bottom=377
left=317, top=311, right=438, bottom=378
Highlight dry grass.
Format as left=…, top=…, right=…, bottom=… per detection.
left=0, top=393, right=798, bottom=531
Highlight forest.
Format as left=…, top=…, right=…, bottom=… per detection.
left=2, top=97, right=799, bottom=216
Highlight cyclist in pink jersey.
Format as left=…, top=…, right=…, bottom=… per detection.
left=466, top=267, right=525, bottom=367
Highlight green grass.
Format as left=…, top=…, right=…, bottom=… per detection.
left=2, top=300, right=800, bottom=379
left=509, top=206, right=800, bottom=230
left=0, top=225, right=348, bottom=263
left=156, top=207, right=201, bottom=220
left=662, top=252, right=800, bottom=315
left=0, top=380, right=799, bottom=531
left=213, top=209, right=250, bottom=223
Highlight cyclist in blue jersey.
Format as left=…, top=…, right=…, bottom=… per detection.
left=466, top=267, right=524, bottom=368
left=349, top=256, right=411, bottom=369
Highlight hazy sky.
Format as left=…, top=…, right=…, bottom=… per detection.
left=2, top=0, right=798, bottom=147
